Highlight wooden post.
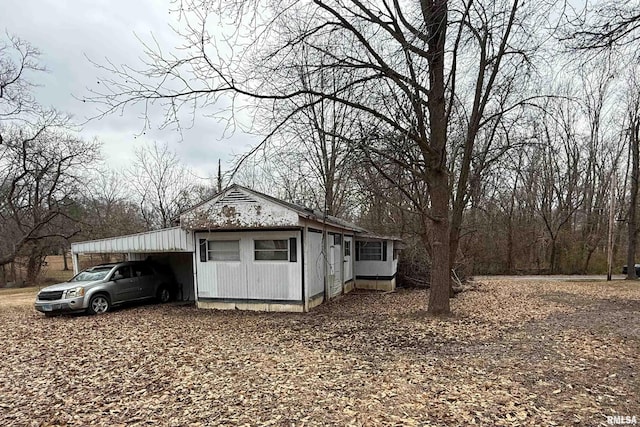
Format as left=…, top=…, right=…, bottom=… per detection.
left=72, top=252, right=80, bottom=275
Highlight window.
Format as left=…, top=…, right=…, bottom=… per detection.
left=356, top=241, right=387, bottom=261
left=208, top=240, right=240, bottom=261
left=359, top=241, right=382, bottom=260
left=254, top=239, right=288, bottom=261
left=112, top=266, right=132, bottom=280
left=333, top=234, right=342, bottom=245
left=344, top=241, right=351, bottom=257
left=132, top=264, right=154, bottom=277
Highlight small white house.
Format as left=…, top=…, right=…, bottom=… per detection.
left=71, top=185, right=400, bottom=312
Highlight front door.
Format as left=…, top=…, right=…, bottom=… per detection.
left=330, top=235, right=342, bottom=298
left=343, top=236, right=353, bottom=282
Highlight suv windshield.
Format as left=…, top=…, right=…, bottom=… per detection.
left=70, top=267, right=113, bottom=282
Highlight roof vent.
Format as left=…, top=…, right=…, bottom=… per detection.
left=218, top=189, right=257, bottom=204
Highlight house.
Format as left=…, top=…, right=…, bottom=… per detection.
left=70, top=185, right=400, bottom=312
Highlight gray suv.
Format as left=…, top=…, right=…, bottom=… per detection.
left=34, top=261, right=176, bottom=316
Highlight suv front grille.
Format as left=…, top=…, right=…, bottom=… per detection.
left=38, top=291, right=64, bottom=301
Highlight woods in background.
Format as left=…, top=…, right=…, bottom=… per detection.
left=3, top=2, right=640, bottom=314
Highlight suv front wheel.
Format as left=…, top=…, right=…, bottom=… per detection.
left=87, top=294, right=110, bottom=315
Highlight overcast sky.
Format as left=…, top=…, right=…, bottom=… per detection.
left=1, top=0, right=259, bottom=179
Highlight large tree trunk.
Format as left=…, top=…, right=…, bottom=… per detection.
left=549, top=236, right=558, bottom=274
left=0, top=264, right=6, bottom=288
left=423, top=0, right=450, bottom=314
left=62, top=243, right=69, bottom=271
left=427, top=170, right=451, bottom=315
left=26, top=253, right=42, bottom=284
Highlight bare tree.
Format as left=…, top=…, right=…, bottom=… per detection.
left=0, top=34, right=45, bottom=144
left=86, top=0, right=565, bottom=314
left=128, top=141, right=201, bottom=229
left=0, top=34, right=101, bottom=283
left=80, top=168, right=147, bottom=240
left=624, top=70, right=640, bottom=279
left=247, top=51, right=363, bottom=217
left=565, top=1, right=640, bottom=51
left=0, top=124, right=100, bottom=277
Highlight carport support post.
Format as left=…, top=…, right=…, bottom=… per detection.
left=71, top=252, right=79, bottom=275
left=303, top=227, right=309, bottom=312
left=192, top=233, right=199, bottom=306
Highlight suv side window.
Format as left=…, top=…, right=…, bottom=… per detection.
left=133, top=264, right=154, bottom=277
left=113, top=266, right=132, bottom=280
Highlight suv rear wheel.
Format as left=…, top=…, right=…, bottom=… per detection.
left=157, top=286, right=171, bottom=303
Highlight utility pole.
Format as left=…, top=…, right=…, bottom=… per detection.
left=607, top=173, right=616, bottom=281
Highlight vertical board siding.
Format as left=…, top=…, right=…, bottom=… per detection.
left=307, top=231, right=325, bottom=297
left=197, top=230, right=302, bottom=301
left=216, top=263, right=247, bottom=299
left=330, top=241, right=343, bottom=297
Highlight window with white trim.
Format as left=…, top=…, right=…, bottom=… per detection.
left=207, top=240, right=240, bottom=261
left=358, top=241, right=383, bottom=261
left=254, top=239, right=288, bottom=261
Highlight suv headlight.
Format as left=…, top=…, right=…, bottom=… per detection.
left=64, top=287, right=85, bottom=299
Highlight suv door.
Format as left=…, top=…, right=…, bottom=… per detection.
left=108, top=265, right=138, bottom=303
left=132, top=263, right=156, bottom=299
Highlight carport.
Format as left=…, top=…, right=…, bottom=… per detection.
left=70, top=227, right=196, bottom=302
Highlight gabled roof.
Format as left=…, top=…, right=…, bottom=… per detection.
left=179, top=184, right=367, bottom=232
left=238, top=185, right=367, bottom=233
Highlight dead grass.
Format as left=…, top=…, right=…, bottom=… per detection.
left=0, top=287, right=39, bottom=308
left=0, top=279, right=639, bottom=426
left=0, top=286, right=39, bottom=296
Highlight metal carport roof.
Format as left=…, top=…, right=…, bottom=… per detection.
left=71, top=227, right=194, bottom=254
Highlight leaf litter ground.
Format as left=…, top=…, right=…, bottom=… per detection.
left=0, top=279, right=638, bottom=426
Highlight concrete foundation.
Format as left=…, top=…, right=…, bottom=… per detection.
left=355, top=277, right=396, bottom=292
left=197, top=300, right=304, bottom=313
left=308, top=293, right=325, bottom=310
left=344, top=280, right=355, bottom=293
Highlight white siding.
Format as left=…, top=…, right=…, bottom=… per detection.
left=196, top=230, right=302, bottom=301
left=71, top=227, right=193, bottom=254
left=354, top=240, right=397, bottom=277
left=307, top=230, right=325, bottom=298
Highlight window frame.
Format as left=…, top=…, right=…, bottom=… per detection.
left=207, top=240, right=241, bottom=262
left=357, top=241, right=385, bottom=261
left=254, top=239, right=289, bottom=261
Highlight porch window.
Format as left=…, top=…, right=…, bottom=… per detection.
left=207, top=240, right=240, bottom=261
left=344, top=241, right=351, bottom=257
left=254, top=239, right=288, bottom=261
left=356, top=241, right=387, bottom=261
